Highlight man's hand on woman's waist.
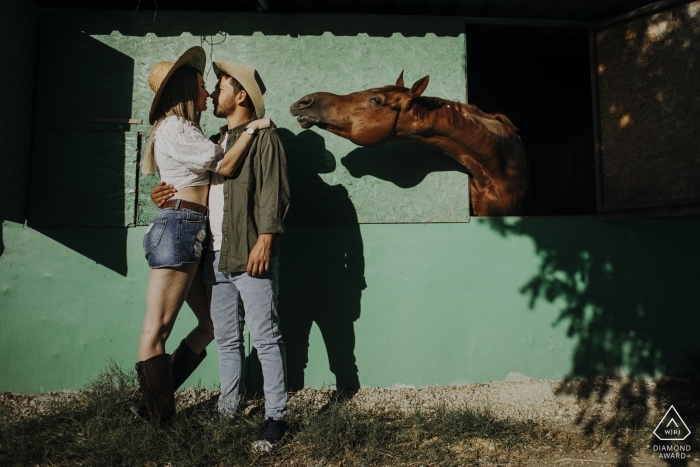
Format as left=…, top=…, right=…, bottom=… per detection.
left=150, top=181, right=177, bottom=208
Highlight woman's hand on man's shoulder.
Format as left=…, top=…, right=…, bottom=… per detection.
left=248, top=118, right=272, bottom=132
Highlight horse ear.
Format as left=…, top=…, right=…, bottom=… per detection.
left=396, top=70, right=405, bottom=87
left=409, top=75, right=429, bottom=98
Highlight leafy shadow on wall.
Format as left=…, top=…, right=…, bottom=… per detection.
left=480, top=216, right=700, bottom=464
left=341, top=141, right=468, bottom=189
left=246, top=129, right=366, bottom=393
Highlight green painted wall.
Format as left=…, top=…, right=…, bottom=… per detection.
left=2, top=217, right=699, bottom=393
left=0, top=1, right=38, bottom=223
left=2, top=9, right=699, bottom=395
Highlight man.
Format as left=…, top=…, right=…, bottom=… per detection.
left=151, top=62, right=290, bottom=453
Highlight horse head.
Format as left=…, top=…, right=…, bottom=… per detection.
left=290, top=72, right=528, bottom=216
left=290, top=72, right=428, bottom=147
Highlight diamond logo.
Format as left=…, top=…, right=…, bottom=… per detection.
left=653, top=406, right=691, bottom=441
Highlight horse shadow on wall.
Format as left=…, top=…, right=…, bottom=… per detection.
left=341, top=141, right=468, bottom=189
left=246, top=129, right=367, bottom=392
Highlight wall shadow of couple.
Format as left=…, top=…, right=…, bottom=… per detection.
left=245, top=128, right=366, bottom=394
left=244, top=128, right=466, bottom=394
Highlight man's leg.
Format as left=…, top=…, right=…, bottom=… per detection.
left=230, top=257, right=287, bottom=420
left=203, top=250, right=245, bottom=416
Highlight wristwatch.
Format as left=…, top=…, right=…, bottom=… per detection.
left=246, top=127, right=256, bottom=135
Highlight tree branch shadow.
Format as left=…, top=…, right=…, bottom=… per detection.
left=480, top=216, right=700, bottom=465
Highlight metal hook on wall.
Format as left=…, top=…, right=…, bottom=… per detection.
left=201, top=32, right=228, bottom=79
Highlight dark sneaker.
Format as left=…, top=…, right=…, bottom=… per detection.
left=252, top=417, right=288, bottom=453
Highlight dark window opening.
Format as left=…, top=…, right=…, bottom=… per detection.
left=466, top=26, right=596, bottom=216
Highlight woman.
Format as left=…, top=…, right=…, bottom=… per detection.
left=135, top=46, right=269, bottom=425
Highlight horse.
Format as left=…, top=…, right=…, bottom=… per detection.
left=289, top=72, right=528, bottom=216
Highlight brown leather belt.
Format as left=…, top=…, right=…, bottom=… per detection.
left=162, top=199, right=208, bottom=215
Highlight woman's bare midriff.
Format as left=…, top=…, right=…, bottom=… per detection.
left=172, top=184, right=209, bottom=207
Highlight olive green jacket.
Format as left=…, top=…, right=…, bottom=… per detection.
left=216, top=119, right=290, bottom=273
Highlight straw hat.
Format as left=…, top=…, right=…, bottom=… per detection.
left=212, top=61, right=266, bottom=118
left=147, top=46, right=207, bottom=124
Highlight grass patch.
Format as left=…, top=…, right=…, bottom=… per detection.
left=290, top=397, right=560, bottom=466
left=5, top=362, right=691, bottom=466
left=0, top=363, right=262, bottom=467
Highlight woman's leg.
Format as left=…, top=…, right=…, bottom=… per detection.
left=139, top=263, right=199, bottom=361
left=183, top=264, right=214, bottom=355
left=131, top=265, right=212, bottom=418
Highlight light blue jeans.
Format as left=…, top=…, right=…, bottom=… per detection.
left=202, top=250, right=287, bottom=420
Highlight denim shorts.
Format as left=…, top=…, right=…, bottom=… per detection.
left=143, top=205, right=208, bottom=268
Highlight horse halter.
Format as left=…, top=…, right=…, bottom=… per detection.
left=389, top=105, right=402, bottom=139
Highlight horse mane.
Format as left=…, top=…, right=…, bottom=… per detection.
left=409, top=96, right=518, bottom=134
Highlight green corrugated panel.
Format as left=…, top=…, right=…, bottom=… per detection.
left=40, top=10, right=469, bottom=224
left=26, top=132, right=139, bottom=227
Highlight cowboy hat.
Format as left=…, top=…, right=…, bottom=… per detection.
left=212, top=61, right=266, bottom=118
left=147, top=46, right=207, bottom=124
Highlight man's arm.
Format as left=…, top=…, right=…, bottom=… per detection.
left=150, top=181, right=177, bottom=208
left=246, top=233, right=273, bottom=277
left=150, top=132, right=218, bottom=207
left=246, top=128, right=290, bottom=277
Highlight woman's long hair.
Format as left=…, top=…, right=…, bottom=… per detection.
left=141, top=65, right=201, bottom=175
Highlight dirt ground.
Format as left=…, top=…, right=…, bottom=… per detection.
left=279, top=375, right=699, bottom=466
left=2, top=374, right=698, bottom=467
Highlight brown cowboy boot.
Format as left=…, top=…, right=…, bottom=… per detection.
left=131, top=339, right=207, bottom=418
left=135, top=353, right=177, bottom=425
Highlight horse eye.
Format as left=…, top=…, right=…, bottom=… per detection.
left=370, top=97, right=382, bottom=106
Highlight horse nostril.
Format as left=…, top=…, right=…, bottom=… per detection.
left=296, top=98, right=314, bottom=109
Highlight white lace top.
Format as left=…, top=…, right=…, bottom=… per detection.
left=153, top=116, right=224, bottom=189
